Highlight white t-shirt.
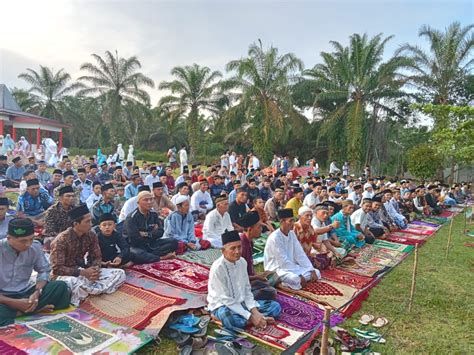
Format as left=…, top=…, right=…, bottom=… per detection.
left=350, top=208, right=368, bottom=230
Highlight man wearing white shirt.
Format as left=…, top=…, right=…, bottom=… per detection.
left=171, top=183, right=190, bottom=205
left=362, top=183, right=375, bottom=199
left=179, top=145, right=188, bottom=174
left=207, top=230, right=281, bottom=330
left=144, top=167, right=160, bottom=189
left=264, top=208, right=319, bottom=290
left=348, top=184, right=363, bottom=207
left=229, top=152, right=237, bottom=173
left=202, top=196, right=234, bottom=248
left=350, top=198, right=376, bottom=244
left=190, top=180, right=213, bottom=217
left=118, top=185, right=151, bottom=222
left=303, top=182, right=322, bottom=210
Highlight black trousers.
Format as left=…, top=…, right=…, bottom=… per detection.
left=130, top=238, right=179, bottom=264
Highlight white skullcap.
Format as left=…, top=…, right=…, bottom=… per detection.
left=175, top=194, right=189, bottom=205
left=298, top=206, right=313, bottom=216
left=364, top=182, right=372, bottom=190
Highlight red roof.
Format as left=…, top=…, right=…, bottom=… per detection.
left=0, top=108, right=70, bottom=129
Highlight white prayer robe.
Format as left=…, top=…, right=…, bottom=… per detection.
left=202, top=209, right=234, bottom=248
left=207, top=255, right=258, bottom=320
left=118, top=196, right=138, bottom=222
left=264, top=228, right=320, bottom=290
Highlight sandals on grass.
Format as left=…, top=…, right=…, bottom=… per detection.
left=358, top=314, right=389, bottom=328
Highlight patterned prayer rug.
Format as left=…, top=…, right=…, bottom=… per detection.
left=276, top=292, right=344, bottom=331
left=125, top=270, right=208, bottom=336
left=3, top=308, right=152, bottom=354
left=279, top=280, right=359, bottom=309
left=26, top=314, right=119, bottom=354
left=338, top=259, right=386, bottom=277
left=79, top=283, right=185, bottom=330
left=439, top=210, right=455, bottom=218
left=421, top=216, right=448, bottom=225
left=130, top=258, right=209, bottom=293
left=373, top=239, right=415, bottom=253
left=403, top=226, right=435, bottom=236
left=0, top=340, right=26, bottom=355
left=411, top=220, right=440, bottom=228
left=178, top=248, right=222, bottom=266
left=320, top=268, right=374, bottom=289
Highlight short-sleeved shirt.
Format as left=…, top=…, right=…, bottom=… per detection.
left=228, top=201, right=248, bottom=224
left=311, top=217, right=329, bottom=242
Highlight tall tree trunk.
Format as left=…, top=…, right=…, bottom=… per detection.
left=187, top=108, right=199, bottom=161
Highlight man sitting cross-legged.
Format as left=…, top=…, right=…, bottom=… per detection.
left=264, top=208, right=320, bottom=290
left=238, top=211, right=279, bottom=300
left=207, top=230, right=281, bottom=330
left=50, top=204, right=126, bottom=305
left=0, top=218, right=70, bottom=326
left=124, top=191, right=178, bottom=264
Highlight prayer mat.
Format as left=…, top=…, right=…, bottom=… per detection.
left=125, top=270, right=208, bottom=336
left=178, top=247, right=222, bottom=266
left=403, top=226, right=435, bottom=236
left=421, top=216, right=448, bottom=225
left=320, top=268, right=374, bottom=289
left=0, top=340, right=27, bottom=355
left=26, top=314, right=119, bottom=354
left=411, top=220, right=440, bottom=228
left=373, top=239, right=415, bottom=253
left=4, top=308, right=152, bottom=354
left=278, top=280, right=359, bottom=309
left=276, top=292, right=344, bottom=331
left=386, top=234, right=427, bottom=246
left=439, top=210, right=455, bottom=218
left=338, top=259, right=386, bottom=277
left=253, top=251, right=264, bottom=265
left=79, top=283, right=185, bottom=330
left=130, top=258, right=209, bottom=293
left=406, top=223, right=438, bottom=233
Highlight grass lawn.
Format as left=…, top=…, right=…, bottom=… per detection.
left=139, top=213, right=473, bottom=354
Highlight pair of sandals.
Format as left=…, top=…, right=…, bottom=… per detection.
left=335, top=329, right=371, bottom=352
left=358, top=314, right=389, bottom=328
left=168, top=314, right=211, bottom=335
left=353, top=328, right=386, bottom=344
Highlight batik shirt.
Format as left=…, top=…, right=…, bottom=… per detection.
left=53, top=183, right=81, bottom=205
left=17, top=189, right=53, bottom=216
left=294, top=221, right=318, bottom=256
left=50, top=227, right=102, bottom=277
left=43, top=202, right=74, bottom=241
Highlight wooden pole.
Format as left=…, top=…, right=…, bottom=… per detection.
left=408, top=244, right=419, bottom=312
left=320, top=307, right=331, bottom=355
left=445, top=217, right=454, bottom=260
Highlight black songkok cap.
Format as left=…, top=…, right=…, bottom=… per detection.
left=63, top=171, right=74, bottom=178
left=68, top=204, right=90, bottom=221
left=0, top=197, right=9, bottom=206
left=221, top=230, right=241, bottom=246
left=8, top=218, right=34, bottom=237
left=372, top=196, right=383, bottom=203
left=176, top=182, right=187, bottom=190
left=183, top=167, right=189, bottom=173
left=77, top=168, right=86, bottom=173
left=277, top=208, right=294, bottom=219
left=0, top=155, right=7, bottom=161
left=101, top=162, right=107, bottom=167
left=322, top=201, right=338, bottom=209
left=90, top=164, right=98, bottom=169
left=12, top=156, right=21, bottom=163
left=26, top=179, right=39, bottom=187
left=99, top=213, right=116, bottom=224
left=101, top=183, right=114, bottom=192
left=340, top=189, right=348, bottom=194
left=315, top=203, right=329, bottom=211
left=329, top=187, right=336, bottom=192
left=293, top=187, right=303, bottom=194
left=53, top=169, right=62, bottom=175
left=92, top=181, right=101, bottom=187
left=153, top=181, right=164, bottom=189
left=138, top=185, right=151, bottom=192
left=59, top=185, right=74, bottom=196
left=238, top=211, right=260, bottom=228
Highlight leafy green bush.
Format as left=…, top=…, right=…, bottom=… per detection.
left=407, top=144, right=443, bottom=180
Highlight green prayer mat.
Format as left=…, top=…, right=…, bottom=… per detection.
left=178, top=248, right=222, bottom=266
left=26, top=314, right=119, bottom=354
left=373, top=239, right=414, bottom=253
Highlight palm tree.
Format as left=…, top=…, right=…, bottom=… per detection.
left=78, top=50, right=155, bottom=143
left=18, top=66, right=79, bottom=120
left=147, top=107, right=187, bottom=151
left=158, top=64, right=224, bottom=159
left=224, top=40, right=305, bottom=162
left=397, top=22, right=474, bottom=112
left=305, top=33, right=410, bottom=167
left=10, top=87, right=41, bottom=114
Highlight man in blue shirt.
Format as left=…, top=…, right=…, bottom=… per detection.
left=125, top=174, right=141, bottom=200
left=17, top=179, right=53, bottom=224
left=0, top=218, right=70, bottom=326
left=6, top=156, right=25, bottom=187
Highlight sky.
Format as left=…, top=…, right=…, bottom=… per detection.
left=0, top=0, right=472, bottom=104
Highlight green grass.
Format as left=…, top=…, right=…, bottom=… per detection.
left=344, top=214, right=474, bottom=354
left=138, top=214, right=474, bottom=354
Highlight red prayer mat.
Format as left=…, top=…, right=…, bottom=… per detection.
left=320, top=268, right=374, bottom=289
left=79, top=283, right=185, bottom=330
left=130, top=259, right=210, bottom=293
